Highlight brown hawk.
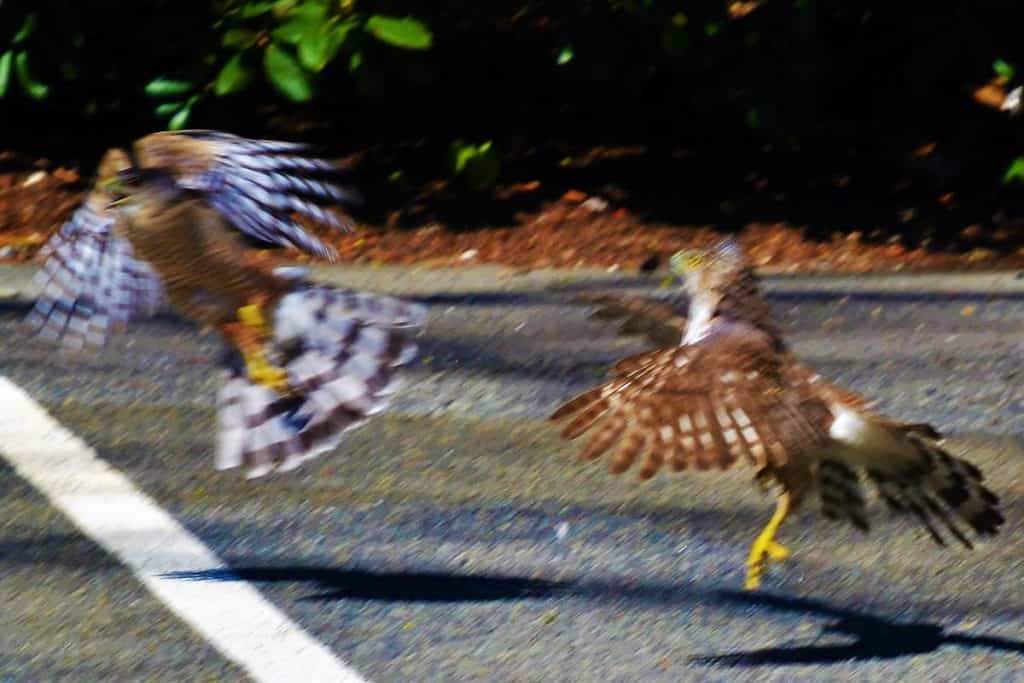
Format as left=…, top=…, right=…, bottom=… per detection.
left=551, top=238, right=1004, bottom=590
left=27, top=130, right=426, bottom=477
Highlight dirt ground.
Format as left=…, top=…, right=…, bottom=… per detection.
left=3, top=153, right=1023, bottom=274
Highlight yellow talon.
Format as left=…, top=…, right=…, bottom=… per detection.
left=241, top=345, right=291, bottom=393
left=744, top=493, right=792, bottom=591
left=233, top=303, right=291, bottom=394
left=763, top=540, right=790, bottom=561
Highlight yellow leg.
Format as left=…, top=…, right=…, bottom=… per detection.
left=745, top=492, right=792, bottom=591
left=224, top=304, right=291, bottom=394
left=238, top=304, right=267, bottom=328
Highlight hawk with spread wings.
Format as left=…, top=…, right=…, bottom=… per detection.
left=27, top=130, right=425, bottom=477
left=552, top=238, right=1004, bottom=589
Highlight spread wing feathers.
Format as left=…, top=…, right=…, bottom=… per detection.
left=133, top=130, right=360, bottom=261
left=573, top=293, right=686, bottom=347
left=551, top=334, right=831, bottom=480
left=25, top=198, right=165, bottom=350
left=215, top=285, right=426, bottom=477
left=864, top=435, right=1003, bottom=548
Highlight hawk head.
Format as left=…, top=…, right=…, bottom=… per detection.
left=104, top=166, right=186, bottom=220
left=669, top=237, right=746, bottom=298
left=96, top=148, right=134, bottom=184
left=670, top=238, right=785, bottom=349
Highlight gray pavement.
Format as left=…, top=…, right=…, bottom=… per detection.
left=1, top=263, right=1023, bottom=681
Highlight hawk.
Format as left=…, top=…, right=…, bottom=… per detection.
left=551, top=238, right=1004, bottom=590
left=27, top=130, right=426, bottom=477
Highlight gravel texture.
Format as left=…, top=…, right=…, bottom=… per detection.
left=0, top=265, right=1022, bottom=681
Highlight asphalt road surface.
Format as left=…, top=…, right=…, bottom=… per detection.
left=1, top=265, right=1022, bottom=682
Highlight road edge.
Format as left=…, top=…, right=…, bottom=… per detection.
left=1, top=262, right=1022, bottom=303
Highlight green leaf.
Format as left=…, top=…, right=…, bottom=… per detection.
left=264, top=42, right=312, bottom=102
left=240, top=1, right=276, bottom=18
left=168, top=95, right=201, bottom=129
left=295, top=19, right=354, bottom=72
left=13, top=13, right=37, bottom=44
left=463, top=150, right=499, bottom=189
left=14, top=51, right=48, bottom=100
left=288, top=1, right=328, bottom=21
left=222, top=28, right=258, bottom=49
left=0, top=51, right=12, bottom=98
left=348, top=51, right=362, bottom=72
left=272, top=0, right=299, bottom=15
left=453, top=146, right=476, bottom=174
left=214, top=53, right=252, bottom=95
left=155, top=101, right=184, bottom=116
left=297, top=24, right=332, bottom=72
left=365, top=15, right=433, bottom=50
left=270, top=0, right=330, bottom=47
left=169, top=106, right=192, bottom=130
left=144, top=77, right=194, bottom=97
left=993, top=59, right=1016, bottom=82
left=271, top=17, right=312, bottom=45
left=556, top=46, right=574, bottom=65
left=1002, top=157, right=1024, bottom=184
left=329, top=21, right=356, bottom=58
left=448, top=140, right=499, bottom=189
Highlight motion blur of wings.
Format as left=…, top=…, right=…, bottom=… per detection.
left=27, top=129, right=428, bottom=478
left=570, top=292, right=687, bottom=348
left=554, top=238, right=1004, bottom=590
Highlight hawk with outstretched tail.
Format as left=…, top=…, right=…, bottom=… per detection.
left=28, top=130, right=425, bottom=477
left=552, top=238, right=1004, bottom=589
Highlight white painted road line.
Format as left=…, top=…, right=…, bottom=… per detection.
left=0, top=377, right=368, bottom=683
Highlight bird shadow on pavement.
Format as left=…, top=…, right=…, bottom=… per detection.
left=690, top=590, right=1024, bottom=667
left=164, top=566, right=569, bottom=603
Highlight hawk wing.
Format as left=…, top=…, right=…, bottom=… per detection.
left=573, top=293, right=686, bottom=347
left=132, top=130, right=360, bottom=260
left=575, top=291, right=887, bottom=420
left=551, top=326, right=832, bottom=479
left=26, top=191, right=165, bottom=350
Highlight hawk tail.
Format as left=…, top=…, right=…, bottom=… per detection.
left=215, top=285, right=426, bottom=477
left=818, top=458, right=871, bottom=532
left=866, top=436, right=1003, bottom=548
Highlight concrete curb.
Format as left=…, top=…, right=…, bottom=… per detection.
left=1, top=262, right=1022, bottom=303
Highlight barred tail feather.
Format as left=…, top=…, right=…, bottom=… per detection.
left=215, top=285, right=425, bottom=477
left=818, top=459, right=870, bottom=532
left=866, top=436, right=1004, bottom=547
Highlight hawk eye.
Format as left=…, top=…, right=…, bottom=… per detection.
left=670, top=250, right=703, bottom=275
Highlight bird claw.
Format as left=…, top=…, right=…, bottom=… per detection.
left=226, top=304, right=293, bottom=395
left=744, top=538, right=790, bottom=591
left=242, top=347, right=291, bottom=393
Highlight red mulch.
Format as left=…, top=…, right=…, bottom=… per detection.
left=2, top=163, right=1023, bottom=273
